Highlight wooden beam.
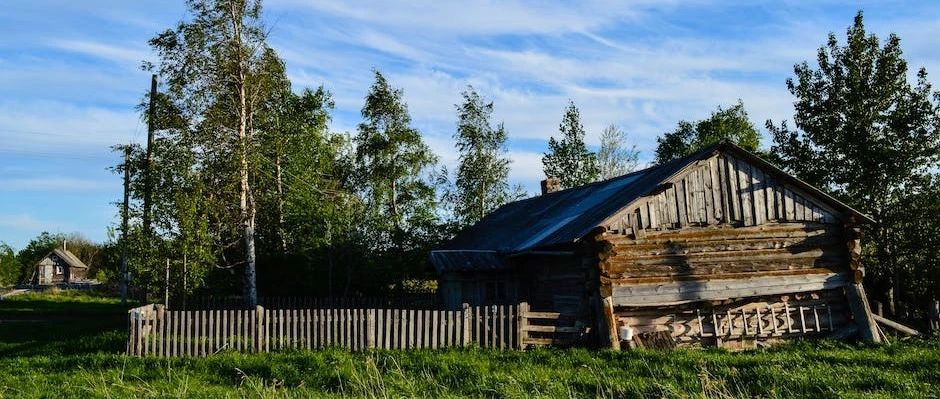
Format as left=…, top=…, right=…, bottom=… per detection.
left=611, top=272, right=851, bottom=306
left=872, top=314, right=921, bottom=336
left=600, top=296, right=620, bottom=350
left=845, top=282, right=882, bottom=343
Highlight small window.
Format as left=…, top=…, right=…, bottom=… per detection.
left=55, top=266, right=64, bottom=275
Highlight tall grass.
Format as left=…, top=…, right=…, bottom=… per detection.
left=1, top=292, right=938, bottom=398
left=1, top=342, right=939, bottom=398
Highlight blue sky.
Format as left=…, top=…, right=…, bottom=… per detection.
left=1, top=1, right=939, bottom=249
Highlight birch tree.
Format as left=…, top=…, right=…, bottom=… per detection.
left=147, top=0, right=272, bottom=305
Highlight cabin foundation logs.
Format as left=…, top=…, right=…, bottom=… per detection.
left=613, top=289, right=852, bottom=349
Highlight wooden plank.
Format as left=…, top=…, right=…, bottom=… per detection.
left=717, top=155, right=731, bottom=222
left=366, top=309, right=376, bottom=349
left=518, top=303, right=529, bottom=349
left=677, top=178, right=688, bottom=227
left=497, top=305, right=505, bottom=349
left=703, top=165, right=715, bottom=224
left=611, top=273, right=852, bottom=306
left=737, top=158, right=753, bottom=226
left=526, top=311, right=563, bottom=319
left=872, top=314, right=921, bottom=336
left=726, top=155, right=741, bottom=222
left=709, top=156, right=722, bottom=223
left=752, top=168, right=765, bottom=225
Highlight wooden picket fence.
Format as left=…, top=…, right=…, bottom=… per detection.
left=126, top=303, right=568, bottom=357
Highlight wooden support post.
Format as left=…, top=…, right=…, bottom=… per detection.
left=517, top=302, right=529, bottom=349
left=846, top=282, right=882, bottom=343
left=601, top=296, right=620, bottom=350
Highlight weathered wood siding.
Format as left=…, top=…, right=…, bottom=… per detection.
left=595, top=151, right=860, bottom=347
left=607, top=152, right=839, bottom=232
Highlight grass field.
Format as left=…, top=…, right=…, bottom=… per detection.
left=1, top=291, right=938, bottom=398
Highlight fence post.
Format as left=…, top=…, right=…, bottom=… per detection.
left=929, top=300, right=940, bottom=333
left=255, top=305, right=265, bottom=353
left=127, top=307, right=137, bottom=355
left=366, top=308, right=376, bottom=349
left=462, top=303, right=471, bottom=347
left=517, top=302, right=528, bottom=350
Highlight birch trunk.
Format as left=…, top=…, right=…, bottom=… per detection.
left=231, top=2, right=257, bottom=308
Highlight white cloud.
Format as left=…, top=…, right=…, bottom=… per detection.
left=0, top=100, right=142, bottom=155
left=0, top=213, right=57, bottom=232
left=270, top=0, right=666, bottom=36
left=0, top=177, right=113, bottom=192
left=47, top=39, right=150, bottom=65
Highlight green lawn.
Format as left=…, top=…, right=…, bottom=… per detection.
left=1, top=291, right=938, bottom=398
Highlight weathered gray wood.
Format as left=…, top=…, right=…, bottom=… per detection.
left=872, top=314, right=921, bottom=336
left=846, top=282, right=882, bottom=342
left=612, top=273, right=852, bottom=306
left=709, top=156, right=722, bottom=223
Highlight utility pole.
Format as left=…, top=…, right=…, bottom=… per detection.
left=143, top=74, right=157, bottom=236
left=120, top=146, right=130, bottom=305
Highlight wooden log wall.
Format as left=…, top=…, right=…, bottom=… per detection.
left=600, top=223, right=850, bottom=282
left=590, top=151, right=866, bottom=347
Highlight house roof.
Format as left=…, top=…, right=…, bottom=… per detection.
left=432, top=141, right=872, bottom=272
left=44, top=248, right=89, bottom=269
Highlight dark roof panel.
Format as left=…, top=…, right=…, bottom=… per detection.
left=441, top=147, right=704, bottom=252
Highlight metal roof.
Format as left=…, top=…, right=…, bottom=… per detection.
left=439, top=147, right=704, bottom=253
left=432, top=141, right=874, bottom=272
left=46, top=248, right=89, bottom=269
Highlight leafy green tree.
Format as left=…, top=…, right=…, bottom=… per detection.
left=597, top=124, right=640, bottom=180
left=353, top=70, right=439, bottom=286
left=0, top=242, right=17, bottom=286
left=655, top=101, right=760, bottom=164
left=768, top=11, right=940, bottom=312
left=447, top=86, right=523, bottom=226
left=145, top=0, right=277, bottom=305
left=542, top=101, right=599, bottom=188
left=354, top=70, right=439, bottom=243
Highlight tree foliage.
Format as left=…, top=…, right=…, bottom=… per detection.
left=597, top=124, right=640, bottom=180
left=0, top=242, right=17, bottom=286
left=542, top=101, right=600, bottom=188
left=655, top=101, right=760, bottom=164
left=445, top=86, right=523, bottom=227
left=352, top=70, right=440, bottom=287
left=768, top=11, right=940, bottom=309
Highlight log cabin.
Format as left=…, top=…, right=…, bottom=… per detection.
left=430, top=141, right=880, bottom=348
left=31, top=244, right=89, bottom=286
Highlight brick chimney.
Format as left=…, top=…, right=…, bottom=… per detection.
left=541, top=177, right=561, bottom=195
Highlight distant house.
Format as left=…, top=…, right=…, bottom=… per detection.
left=31, top=243, right=89, bottom=286
left=431, top=141, right=881, bottom=348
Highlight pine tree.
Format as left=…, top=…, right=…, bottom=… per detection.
left=542, top=101, right=599, bottom=188
left=448, top=86, right=522, bottom=226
